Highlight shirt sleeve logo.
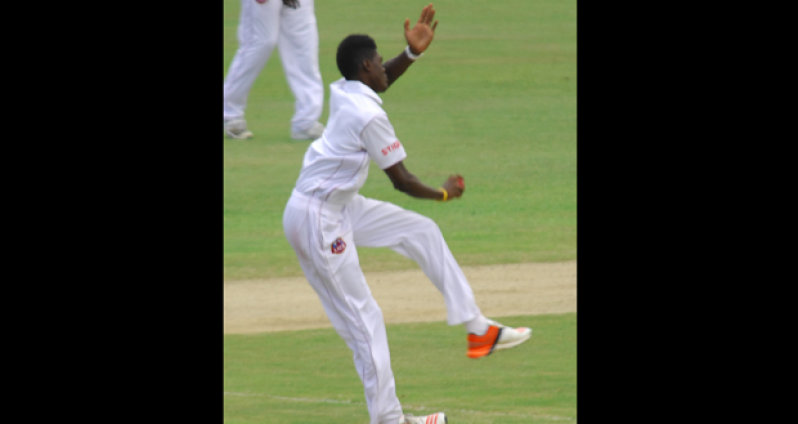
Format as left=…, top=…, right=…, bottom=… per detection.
left=331, top=237, right=347, bottom=254
left=381, top=141, right=402, bottom=156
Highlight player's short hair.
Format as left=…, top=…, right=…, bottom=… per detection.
left=336, top=35, right=377, bottom=80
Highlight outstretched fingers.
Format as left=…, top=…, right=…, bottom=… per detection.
left=431, top=20, right=438, bottom=32
left=426, top=6, right=436, bottom=26
left=418, top=4, right=437, bottom=24
left=411, top=5, right=437, bottom=30
left=417, top=4, right=428, bottom=24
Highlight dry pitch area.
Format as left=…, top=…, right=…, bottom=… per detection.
left=224, top=261, right=576, bottom=334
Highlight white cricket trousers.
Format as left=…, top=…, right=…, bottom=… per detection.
left=223, top=0, right=323, bottom=132
left=283, top=190, right=482, bottom=424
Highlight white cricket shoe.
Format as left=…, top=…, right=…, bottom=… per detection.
left=467, top=319, right=532, bottom=358
left=401, top=412, right=447, bottom=424
left=224, top=119, right=253, bottom=139
left=488, top=319, right=532, bottom=351
left=290, top=121, right=325, bottom=140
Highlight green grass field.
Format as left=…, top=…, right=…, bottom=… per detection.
left=224, top=314, right=576, bottom=424
left=223, top=0, right=576, bottom=281
left=224, top=0, right=576, bottom=422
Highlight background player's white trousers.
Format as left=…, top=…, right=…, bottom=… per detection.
left=283, top=191, right=482, bottom=424
left=223, top=0, right=323, bottom=132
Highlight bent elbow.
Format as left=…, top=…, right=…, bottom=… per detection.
left=392, top=180, right=407, bottom=192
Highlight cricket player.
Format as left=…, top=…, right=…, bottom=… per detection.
left=282, top=5, right=532, bottom=423
left=223, top=0, right=325, bottom=140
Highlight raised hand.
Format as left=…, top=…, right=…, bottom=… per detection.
left=404, top=4, right=439, bottom=55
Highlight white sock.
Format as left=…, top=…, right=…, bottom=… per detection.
left=464, top=314, right=489, bottom=336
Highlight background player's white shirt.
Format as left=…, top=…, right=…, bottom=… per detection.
left=294, top=78, right=407, bottom=205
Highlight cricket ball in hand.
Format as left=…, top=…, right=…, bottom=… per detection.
left=457, top=177, right=465, bottom=189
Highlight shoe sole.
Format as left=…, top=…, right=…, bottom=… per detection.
left=226, top=132, right=253, bottom=139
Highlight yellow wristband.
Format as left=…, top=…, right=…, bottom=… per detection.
left=438, top=187, right=448, bottom=202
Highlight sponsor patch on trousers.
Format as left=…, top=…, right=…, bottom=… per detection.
left=331, top=237, right=346, bottom=254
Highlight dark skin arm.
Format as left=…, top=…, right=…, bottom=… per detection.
left=384, top=161, right=463, bottom=201
left=384, top=4, right=439, bottom=86
left=382, top=4, right=465, bottom=201
left=381, top=5, right=458, bottom=201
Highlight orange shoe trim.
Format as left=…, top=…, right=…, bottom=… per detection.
left=467, top=326, right=502, bottom=358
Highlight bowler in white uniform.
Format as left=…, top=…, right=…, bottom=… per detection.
left=282, top=5, right=532, bottom=424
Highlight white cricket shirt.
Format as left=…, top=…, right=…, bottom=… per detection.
left=293, top=78, right=407, bottom=205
